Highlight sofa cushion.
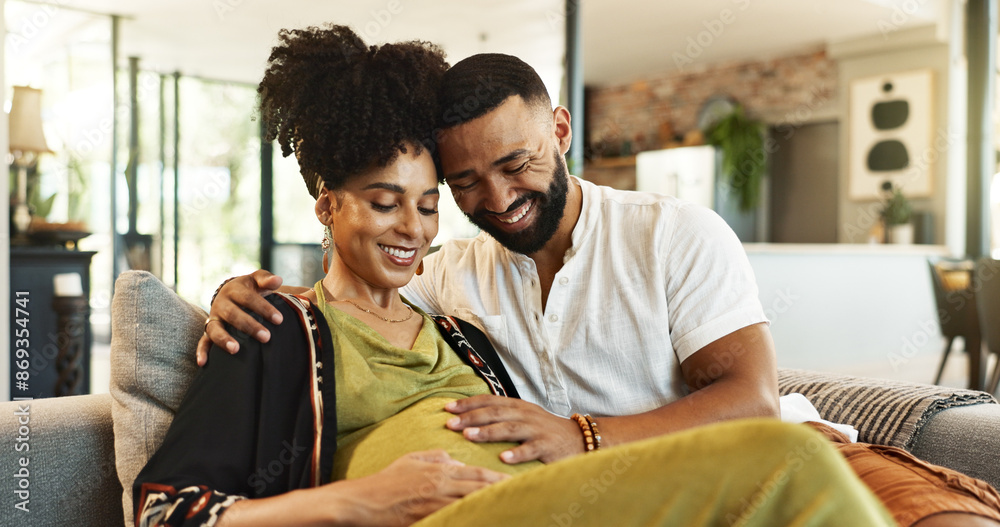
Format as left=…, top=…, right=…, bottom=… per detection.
left=778, top=368, right=998, bottom=450
left=910, top=403, right=1000, bottom=490
left=110, top=271, right=206, bottom=526
left=0, top=394, right=124, bottom=527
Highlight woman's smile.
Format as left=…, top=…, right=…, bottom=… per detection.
left=378, top=243, right=418, bottom=265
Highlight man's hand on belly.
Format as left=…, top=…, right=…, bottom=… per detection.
left=445, top=395, right=584, bottom=464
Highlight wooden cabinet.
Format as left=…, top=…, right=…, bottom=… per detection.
left=9, top=247, right=95, bottom=399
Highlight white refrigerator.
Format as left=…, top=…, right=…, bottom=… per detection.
left=636, top=145, right=761, bottom=242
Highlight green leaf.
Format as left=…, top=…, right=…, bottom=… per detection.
left=704, top=104, right=765, bottom=212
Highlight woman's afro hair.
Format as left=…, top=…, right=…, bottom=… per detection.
left=258, top=24, right=448, bottom=197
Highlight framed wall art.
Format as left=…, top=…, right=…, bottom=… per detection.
left=848, top=69, right=934, bottom=200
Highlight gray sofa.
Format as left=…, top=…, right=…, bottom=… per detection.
left=2, top=270, right=999, bottom=527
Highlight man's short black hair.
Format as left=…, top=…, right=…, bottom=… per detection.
left=438, top=53, right=551, bottom=129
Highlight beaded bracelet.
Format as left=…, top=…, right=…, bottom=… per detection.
left=570, top=413, right=601, bottom=453
left=583, top=414, right=603, bottom=451
left=210, top=276, right=239, bottom=306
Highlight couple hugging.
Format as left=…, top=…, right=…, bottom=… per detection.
left=135, top=24, right=1000, bottom=527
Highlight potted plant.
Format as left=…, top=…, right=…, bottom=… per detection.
left=880, top=181, right=913, bottom=244
left=704, top=103, right=766, bottom=212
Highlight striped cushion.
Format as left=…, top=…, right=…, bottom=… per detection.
left=778, top=368, right=998, bottom=450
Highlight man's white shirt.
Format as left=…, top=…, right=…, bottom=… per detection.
left=403, top=177, right=768, bottom=417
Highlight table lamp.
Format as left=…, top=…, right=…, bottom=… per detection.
left=9, top=85, right=53, bottom=238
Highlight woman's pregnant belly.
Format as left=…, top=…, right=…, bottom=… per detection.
left=333, top=396, right=543, bottom=480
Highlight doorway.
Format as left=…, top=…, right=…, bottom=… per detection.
left=768, top=121, right=840, bottom=243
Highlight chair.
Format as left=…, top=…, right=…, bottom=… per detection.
left=927, top=259, right=982, bottom=388
left=974, top=258, right=1000, bottom=395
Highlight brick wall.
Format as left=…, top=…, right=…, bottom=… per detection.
left=585, top=49, right=838, bottom=159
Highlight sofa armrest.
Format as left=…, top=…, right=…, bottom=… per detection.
left=0, top=393, right=124, bottom=527
left=910, top=403, right=1000, bottom=491
left=778, top=368, right=997, bottom=450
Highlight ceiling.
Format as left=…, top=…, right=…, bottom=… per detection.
left=583, top=0, right=941, bottom=85
left=8, top=0, right=942, bottom=93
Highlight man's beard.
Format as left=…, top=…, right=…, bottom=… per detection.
left=465, top=150, right=569, bottom=255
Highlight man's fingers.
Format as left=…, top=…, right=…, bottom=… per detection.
left=444, top=394, right=506, bottom=414
left=196, top=335, right=211, bottom=367
left=445, top=404, right=516, bottom=431
left=498, top=442, right=548, bottom=465
left=205, top=318, right=244, bottom=352
left=238, top=293, right=283, bottom=326
left=250, top=269, right=282, bottom=292
left=201, top=272, right=282, bottom=361
left=461, top=421, right=527, bottom=444
left=227, top=278, right=283, bottom=325
left=210, top=301, right=270, bottom=344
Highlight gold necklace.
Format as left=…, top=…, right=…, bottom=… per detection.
left=344, top=299, right=414, bottom=323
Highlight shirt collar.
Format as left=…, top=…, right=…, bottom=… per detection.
left=567, top=176, right=600, bottom=261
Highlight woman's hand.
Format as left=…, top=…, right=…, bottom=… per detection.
left=218, top=450, right=506, bottom=526
left=321, top=449, right=509, bottom=526
left=197, top=270, right=287, bottom=366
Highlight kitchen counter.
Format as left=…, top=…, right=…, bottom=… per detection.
left=744, top=243, right=953, bottom=381
left=743, top=243, right=951, bottom=256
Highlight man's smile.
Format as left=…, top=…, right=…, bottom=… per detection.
left=496, top=200, right=533, bottom=224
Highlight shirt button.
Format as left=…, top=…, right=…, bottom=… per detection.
left=549, top=314, right=559, bottom=323
left=559, top=277, right=569, bottom=285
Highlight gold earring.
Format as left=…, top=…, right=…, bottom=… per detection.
left=416, top=260, right=424, bottom=276
left=322, top=225, right=333, bottom=274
